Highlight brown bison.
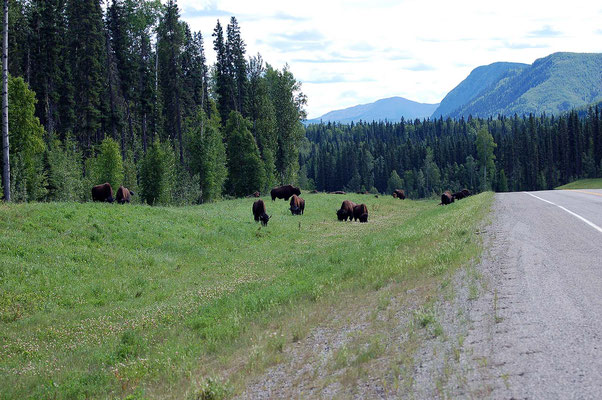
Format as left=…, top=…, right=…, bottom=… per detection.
left=393, top=189, right=406, bottom=199
left=116, top=186, right=134, bottom=204
left=91, top=183, right=114, bottom=203
left=353, top=203, right=369, bottom=223
left=461, top=189, right=472, bottom=197
left=271, top=185, right=301, bottom=201
left=329, top=191, right=346, bottom=195
left=336, top=200, right=355, bottom=221
left=289, top=194, right=305, bottom=215
left=452, top=191, right=465, bottom=201
left=440, top=191, right=454, bottom=205
left=253, top=191, right=260, bottom=198
left=252, top=199, right=270, bottom=226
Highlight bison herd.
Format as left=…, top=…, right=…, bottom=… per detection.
left=91, top=183, right=134, bottom=204
left=90, top=182, right=471, bottom=226
left=252, top=185, right=473, bottom=227
left=440, top=188, right=472, bottom=205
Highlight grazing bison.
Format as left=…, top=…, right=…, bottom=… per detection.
left=289, top=194, right=305, bottom=215
left=253, top=191, right=260, bottom=198
left=440, top=191, right=454, bottom=205
left=116, top=186, right=134, bottom=204
left=329, top=191, right=346, bottom=195
left=91, top=183, right=114, bottom=203
left=271, top=185, right=301, bottom=201
left=353, top=203, right=369, bottom=222
left=452, top=191, right=465, bottom=201
left=461, top=189, right=472, bottom=197
left=393, top=189, right=406, bottom=199
left=336, top=200, right=355, bottom=221
left=252, top=199, right=270, bottom=226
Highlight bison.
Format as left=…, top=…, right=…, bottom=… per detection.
left=336, top=200, right=355, bottom=221
left=252, top=199, right=270, bottom=226
left=116, top=186, right=134, bottom=204
left=393, top=189, right=406, bottom=199
left=461, top=189, right=472, bottom=197
left=91, top=183, right=114, bottom=203
left=271, top=185, right=301, bottom=201
left=452, top=191, right=465, bottom=201
left=329, top=191, right=346, bottom=195
left=353, top=203, right=369, bottom=222
left=440, top=191, right=454, bottom=205
left=289, top=194, right=305, bottom=215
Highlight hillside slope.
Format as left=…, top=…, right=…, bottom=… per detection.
left=440, top=53, right=602, bottom=118
left=432, top=62, right=529, bottom=118
left=307, top=96, right=439, bottom=124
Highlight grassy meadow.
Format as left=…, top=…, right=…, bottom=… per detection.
left=555, top=178, right=602, bottom=190
left=0, top=192, right=492, bottom=399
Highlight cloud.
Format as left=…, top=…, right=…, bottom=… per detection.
left=528, top=25, right=562, bottom=38
left=503, top=42, right=549, bottom=49
left=303, top=75, right=376, bottom=84
left=597, top=29, right=602, bottom=35
left=258, top=39, right=327, bottom=53
left=272, top=12, right=309, bottom=22
left=182, top=2, right=233, bottom=18
left=276, top=30, right=325, bottom=42
left=347, top=43, right=377, bottom=52
left=404, top=63, right=436, bottom=71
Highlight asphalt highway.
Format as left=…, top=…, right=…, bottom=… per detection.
left=464, top=189, right=602, bottom=399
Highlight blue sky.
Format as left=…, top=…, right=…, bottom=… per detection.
left=177, top=0, right=602, bottom=118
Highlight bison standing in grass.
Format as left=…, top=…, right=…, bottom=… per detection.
left=271, top=185, right=301, bottom=201
left=336, top=200, right=355, bottom=221
left=116, top=186, right=134, bottom=204
left=91, top=183, right=114, bottom=203
left=440, top=191, right=454, bottom=205
left=252, top=199, right=270, bottom=226
left=393, top=189, right=406, bottom=199
left=353, top=203, right=369, bottom=223
left=462, top=189, right=472, bottom=197
left=289, top=194, right=305, bottom=215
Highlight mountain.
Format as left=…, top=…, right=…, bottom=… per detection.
left=432, top=62, right=529, bottom=117
left=434, top=52, right=602, bottom=119
left=306, top=97, right=439, bottom=124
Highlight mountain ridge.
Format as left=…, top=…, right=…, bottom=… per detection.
left=306, top=96, right=439, bottom=124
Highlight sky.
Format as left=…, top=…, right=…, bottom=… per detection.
left=177, top=0, right=602, bottom=119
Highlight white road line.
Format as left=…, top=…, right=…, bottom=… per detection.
left=525, top=192, right=602, bottom=234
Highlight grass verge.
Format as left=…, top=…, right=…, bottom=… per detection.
left=0, top=192, right=493, bottom=399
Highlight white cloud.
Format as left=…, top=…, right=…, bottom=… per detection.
left=176, top=0, right=602, bottom=118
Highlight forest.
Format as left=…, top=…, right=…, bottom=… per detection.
left=0, top=0, right=306, bottom=204
left=300, top=109, right=602, bottom=197
left=1, top=0, right=601, bottom=205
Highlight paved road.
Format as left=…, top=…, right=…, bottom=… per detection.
left=463, top=189, right=602, bottom=399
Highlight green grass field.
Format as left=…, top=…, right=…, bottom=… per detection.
left=0, top=192, right=492, bottom=399
left=555, top=178, right=602, bottom=190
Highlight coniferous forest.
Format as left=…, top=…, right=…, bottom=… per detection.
left=0, top=0, right=306, bottom=204
left=301, top=110, right=602, bottom=197
left=0, top=0, right=601, bottom=205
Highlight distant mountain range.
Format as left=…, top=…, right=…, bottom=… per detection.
left=307, top=52, right=602, bottom=124
left=306, top=97, right=439, bottom=124
left=434, top=52, right=602, bottom=118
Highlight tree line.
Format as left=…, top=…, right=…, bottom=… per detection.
left=301, top=108, right=602, bottom=197
left=0, top=0, right=306, bottom=204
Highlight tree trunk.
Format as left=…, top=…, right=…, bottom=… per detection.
left=2, top=0, right=10, bottom=202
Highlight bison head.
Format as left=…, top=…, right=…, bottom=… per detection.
left=107, top=196, right=115, bottom=203
left=293, top=187, right=301, bottom=196
left=336, top=208, right=346, bottom=221
left=359, top=213, right=368, bottom=223
left=260, top=213, right=270, bottom=226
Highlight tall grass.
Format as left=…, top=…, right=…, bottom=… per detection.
left=0, top=192, right=492, bottom=398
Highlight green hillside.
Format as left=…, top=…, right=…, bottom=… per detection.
left=0, top=193, right=492, bottom=399
left=432, top=62, right=528, bottom=118
left=555, top=178, right=602, bottom=189
left=442, top=53, right=602, bottom=119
